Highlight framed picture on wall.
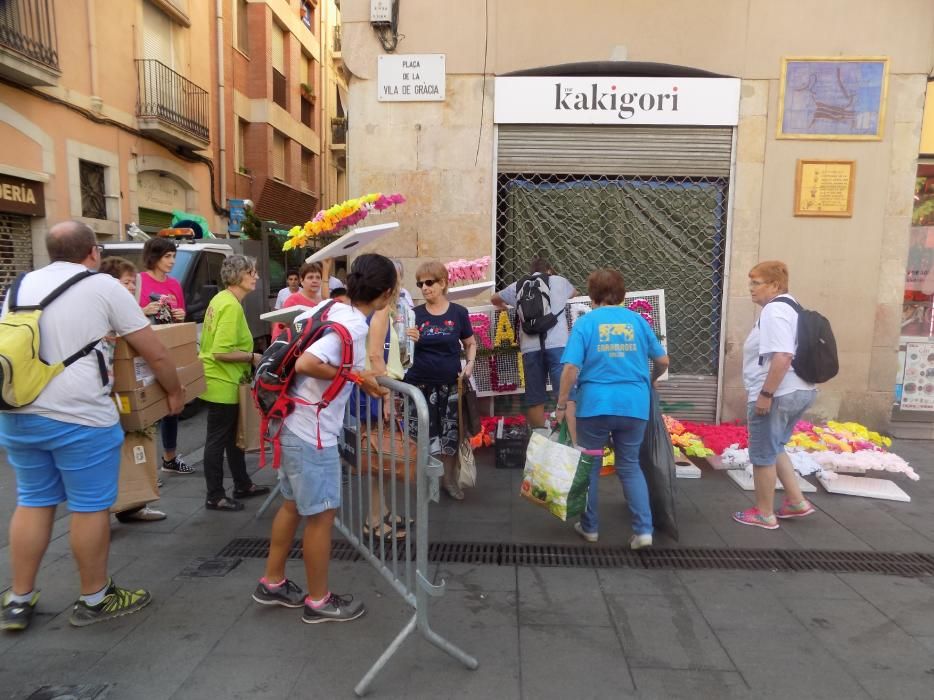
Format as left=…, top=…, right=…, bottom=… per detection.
left=777, top=57, right=889, bottom=140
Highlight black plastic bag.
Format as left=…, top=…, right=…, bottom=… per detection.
left=639, top=389, right=679, bottom=541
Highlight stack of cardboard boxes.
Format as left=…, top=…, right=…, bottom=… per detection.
left=110, top=323, right=205, bottom=512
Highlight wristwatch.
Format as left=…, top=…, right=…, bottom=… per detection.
left=759, top=390, right=774, bottom=399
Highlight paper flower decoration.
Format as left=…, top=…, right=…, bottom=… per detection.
left=283, top=192, right=405, bottom=251
left=626, top=298, right=655, bottom=327
left=446, top=257, right=491, bottom=286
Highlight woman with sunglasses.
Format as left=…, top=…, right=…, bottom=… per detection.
left=404, top=262, right=477, bottom=500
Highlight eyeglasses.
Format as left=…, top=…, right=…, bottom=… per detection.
left=748, top=280, right=767, bottom=288
left=415, top=279, right=437, bottom=289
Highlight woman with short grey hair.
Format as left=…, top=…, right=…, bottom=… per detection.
left=198, top=254, right=270, bottom=511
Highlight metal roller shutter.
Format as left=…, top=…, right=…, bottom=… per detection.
left=0, top=214, right=33, bottom=302
left=138, top=207, right=174, bottom=230
left=497, top=125, right=732, bottom=177
left=496, top=124, right=733, bottom=422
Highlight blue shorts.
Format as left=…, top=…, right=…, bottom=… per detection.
left=523, top=346, right=566, bottom=407
left=0, top=413, right=124, bottom=512
left=747, top=389, right=817, bottom=466
left=277, top=425, right=341, bottom=516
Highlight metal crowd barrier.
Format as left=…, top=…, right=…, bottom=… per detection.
left=255, top=377, right=478, bottom=696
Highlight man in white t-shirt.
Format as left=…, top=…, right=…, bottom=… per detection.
left=492, top=257, right=576, bottom=428
left=252, top=254, right=394, bottom=625
left=274, top=269, right=300, bottom=310
left=0, top=221, right=184, bottom=632
left=734, top=260, right=817, bottom=531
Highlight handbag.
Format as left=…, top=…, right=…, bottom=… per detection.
left=458, top=376, right=482, bottom=437
left=358, top=419, right=418, bottom=482
left=457, top=387, right=477, bottom=489
left=236, top=381, right=262, bottom=452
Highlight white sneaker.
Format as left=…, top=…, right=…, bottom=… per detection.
left=573, top=522, right=599, bottom=543
left=120, top=506, right=167, bottom=522
left=630, top=533, right=653, bottom=550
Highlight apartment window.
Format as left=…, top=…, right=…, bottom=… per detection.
left=272, top=131, right=286, bottom=181
left=142, top=0, right=176, bottom=66
left=300, top=1, right=314, bottom=30
left=236, top=119, right=248, bottom=172
left=271, top=24, right=287, bottom=108
left=301, top=148, right=314, bottom=191
left=236, top=0, right=249, bottom=54
left=79, top=160, right=107, bottom=220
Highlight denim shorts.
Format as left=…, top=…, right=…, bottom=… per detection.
left=0, top=413, right=124, bottom=512
left=277, top=425, right=341, bottom=516
left=747, top=389, right=817, bottom=466
left=523, top=346, right=565, bottom=406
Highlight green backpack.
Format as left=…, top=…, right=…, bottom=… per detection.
left=0, top=271, right=102, bottom=410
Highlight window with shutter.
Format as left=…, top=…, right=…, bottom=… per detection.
left=272, top=131, right=286, bottom=181
left=271, top=24, right=285, bottom=72
left=142, top=0, right=174, bottom=66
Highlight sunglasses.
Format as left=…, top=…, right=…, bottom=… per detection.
left=416, top=279, right=437, bottom=289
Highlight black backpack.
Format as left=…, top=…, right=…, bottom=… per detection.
left=765, top=297, right=839, bottom=384
left=515, top=273, right=559, bottom=343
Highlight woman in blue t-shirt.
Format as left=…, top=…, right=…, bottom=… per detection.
left=404, top=261, right=477, bottom=500
left=556, top=269, right=669, bottom=549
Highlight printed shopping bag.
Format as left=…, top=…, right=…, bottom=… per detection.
left=236, top=381, right=262, bottom=452
left=519, top=423, right=591, bottom=521
left=639, top=389, right=679, bottom=541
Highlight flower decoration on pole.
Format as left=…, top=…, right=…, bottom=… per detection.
left=282, top=192, right=406, bottom=251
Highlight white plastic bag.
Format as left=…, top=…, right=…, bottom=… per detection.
left=458, top=438, right=477, bottom=489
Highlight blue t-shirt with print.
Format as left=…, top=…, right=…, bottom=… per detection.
left=561, top=306, right=666, bottom=420
left=405, top=302, right=473, bottom=385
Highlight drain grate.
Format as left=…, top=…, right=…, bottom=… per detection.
left=216, top=538, right=934, bottom=578
left=217, top=538, right=361, bottom=562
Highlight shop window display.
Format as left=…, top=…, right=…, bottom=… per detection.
left=896, top=165, right=934, bottom=411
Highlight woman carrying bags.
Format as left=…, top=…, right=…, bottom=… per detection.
left=556, top=268, right=669, bottom=549
left=137, top=237, right=194, bottom=475
left=199, top=255, right=270, bottom=511
left=404, top=261, right=477, bottom=500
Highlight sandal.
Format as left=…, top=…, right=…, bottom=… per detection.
left=205, top=497, right=244, bottom=512
left=443, top=480, right=465, bottom=501
left=384, top=514, right=415, bottom=531
left=362, top=521, right=407, bottom=542
left=233, top=484, right=271, bottom=499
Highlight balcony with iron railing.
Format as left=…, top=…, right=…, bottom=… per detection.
left=135, top=59, right=209, bottom=148
left=0, top=0, right=60, bottom=86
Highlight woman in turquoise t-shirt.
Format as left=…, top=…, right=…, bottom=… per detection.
left=556, top=269, right=669, bottom=550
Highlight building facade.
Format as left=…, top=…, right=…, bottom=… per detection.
left=221, top=0, right=347, bottom=231
left=338, top=0, right=934, bottom=430
left=0, top=0, right=346, bottom=294
left=0, top=0, right=217, bottom=288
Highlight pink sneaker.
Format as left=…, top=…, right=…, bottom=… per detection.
left=732, top=507, right=779, bottom=530
left=776, top=499, right=816, bottom=519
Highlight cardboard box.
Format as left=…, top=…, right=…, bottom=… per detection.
left=113, top=361, right=205, bottom=413
left=111, top=432, right=159, bottom=513
left=113, top=322, right=197, bottom=359
left=113, top=343, right=199, bottom=392
left=117, top=369, right=207, bottom=431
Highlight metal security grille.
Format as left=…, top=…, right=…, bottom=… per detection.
left=79, top=160, right=106, bottom=220
left=496, top=125, right=732, bottom=421
left=496, top=173, right=728, bottom=377
left=0, top=213, right=32, bottom=302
